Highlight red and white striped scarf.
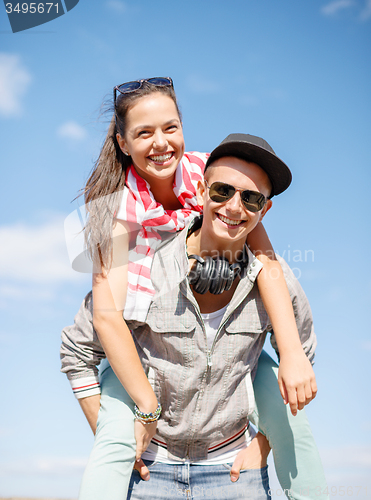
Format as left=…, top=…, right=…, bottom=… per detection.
left=116, top=152, right=208, bottom=321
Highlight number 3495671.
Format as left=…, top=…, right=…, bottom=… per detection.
left=5, top=3, right=59, bottom=14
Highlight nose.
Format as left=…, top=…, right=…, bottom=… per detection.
left=225, top=190, right=243, bottom=212
left=152, top=130, right=168, bottom=151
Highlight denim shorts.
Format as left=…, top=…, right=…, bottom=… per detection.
left=127, top=460, right=270, bottom=500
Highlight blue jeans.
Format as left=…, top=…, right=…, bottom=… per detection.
left=128, top=461, right=270, bottom=500
left=78, top=351, right=329, bottom=500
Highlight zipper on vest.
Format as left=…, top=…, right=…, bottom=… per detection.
left=207, top=350, right=213, bottom=367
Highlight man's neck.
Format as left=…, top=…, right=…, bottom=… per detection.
left=192, top=280, right=239, bottom=314
left=186, top=226, right=246, bottom=263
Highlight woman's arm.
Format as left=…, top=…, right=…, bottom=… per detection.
left=92, top=220, right=158, bottom=457
left=247, top=223, right=317, bottom=416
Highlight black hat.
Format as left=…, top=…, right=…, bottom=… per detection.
left=205, top=133, right=292, bottom=197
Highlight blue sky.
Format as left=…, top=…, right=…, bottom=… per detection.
left=0, top=0, right=370, bottom=498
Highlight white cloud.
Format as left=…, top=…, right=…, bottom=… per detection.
left=0, top=425, right=15, bottom=438
left=321, top=0, right=355, bottom=16
left=106, top=0, right=127, bottom=13
left=317, top=445, right=371, bottom=500
left=0, top=215, right=86, bottom=284
left=325, top=285, right=346, bottom=303
left=0, top=53, right=32, bottom=117
left=0, top=455, right=87, bottom=476
left=0, top=331, right=21, bottom=347
left=267, top=449, right=369, bottom=499
left=186, top=75, right=221, bottom=94
left=321, top=444, right=371, bottom=469
left=361, top=340, right=371, bottom=351
left=360, top=0, right=371, bottom=19
left=0, top=283, right=55, bottom=301
left=240, top=94, right=260, bottom=107
left=57, top=121, right=88, bottom=141
left=361, top=420, right=371, bottom=431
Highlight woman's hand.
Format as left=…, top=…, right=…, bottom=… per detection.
left=133, top=420, right=157, bottom=481
left=134, top=419, right=157, bottom=461
left=278, top=349, right=317, bottom=416
left=230, top=432, right=270, bottom=482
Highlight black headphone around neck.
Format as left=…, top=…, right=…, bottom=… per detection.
left=186, top=217, right=249, bottom=295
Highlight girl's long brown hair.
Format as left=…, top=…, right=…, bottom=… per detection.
left=82, top=81, right=181, bottom=270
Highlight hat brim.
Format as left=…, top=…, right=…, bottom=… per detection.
left=205, top=141, right=292, bottom=197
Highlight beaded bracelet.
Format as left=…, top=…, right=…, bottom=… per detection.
left=134, top=403, right=162, bottom=424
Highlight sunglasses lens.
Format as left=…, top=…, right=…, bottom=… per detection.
left=240, top=192, right=265, bottom=212
left=116, top=81, right=142, bottom=94
left=147, top=77, right=173, bottom=87
left=209, top=182, right=236, bottom=202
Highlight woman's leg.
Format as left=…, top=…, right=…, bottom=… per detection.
left=78, top=364, right=136, bottom=500
left=250, top=350, right=329, bottom=500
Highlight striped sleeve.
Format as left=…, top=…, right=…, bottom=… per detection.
left=70, top=376, right=101, bottom=399
left=60, top=292, right=106, bottom=399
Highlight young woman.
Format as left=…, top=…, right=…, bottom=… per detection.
left=61, top=77, right=327, bottom=499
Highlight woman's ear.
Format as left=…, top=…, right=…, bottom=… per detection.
left=196, top=179, right=206, bottom=207
left=116, top=133, right=129, bottom=156
left=260, top=199, right=272, bottom=222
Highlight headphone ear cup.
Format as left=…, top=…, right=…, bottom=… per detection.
left=191, top=256, right=213, bottom=295
left=210, top=258, right=228, bottom=294
left=198, top=257, right=214, bottom=294
left=188, top=248, right=248, bottom=295
left=188, top=258, right=201, bottom=285
left=224, top=259, right=236, bottom=292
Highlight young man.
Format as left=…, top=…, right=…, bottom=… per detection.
left=122, top=134, right=318, bottom=499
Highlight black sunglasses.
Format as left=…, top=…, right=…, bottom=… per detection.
left=113, top=77, right=173, bottom=108
left=205, top=181, right=267, bottom=212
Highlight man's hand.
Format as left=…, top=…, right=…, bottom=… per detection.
left=278, top=349, right=317, bottom=416
left=230, top=432, right=270, bottom=482
left=134, top=419, right=157, bottom=461
left=133, top=458, right=150, bottom=481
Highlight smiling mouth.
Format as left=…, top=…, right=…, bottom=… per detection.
left=148, top=152, right=174, bottom=164
left=217, top=214, right=246, bottom=226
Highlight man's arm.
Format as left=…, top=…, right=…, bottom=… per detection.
left=78, top=394, right=101, bottom=434
left=60, top=291, right=105, bottom=400
left=230, top=432, right=271, bottom=482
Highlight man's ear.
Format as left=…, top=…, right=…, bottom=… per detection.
left=260, top=199, right=272, bottom=222
left=196, top=179, right=206, bottom=207
left=116, top=133, right=129, bottom=155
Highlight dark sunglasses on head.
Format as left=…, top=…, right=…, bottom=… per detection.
left=205, top=181, right=267, bottom=212
left=113, top=77, right=173, bottom=108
